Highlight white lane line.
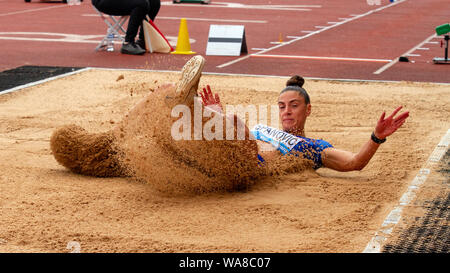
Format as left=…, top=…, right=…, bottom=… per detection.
left=251, top=54, right=392, bottom=63
left=163, top=2, right=318, bottom=11
left=0, top=5, right=67, bottom=17
left=0, top=36, right=101, bottom=44
left=373, top=33, right=436, bottom=74
left=363, top=129, right=450, bottom=253
left=158, top=16, right=267, bottom=24
left=82, top=14, right=268, bottom=24
left=301, top=30, right=315, bottom=33
left=250, top=5, right=322, bottom=8
left=416, top=47, right=429, bottom=50
left=0, top=31, right=179, bottom=46
left=217, top=0, right=408, bottom=69
left=0, top=32, right=108, bottom=44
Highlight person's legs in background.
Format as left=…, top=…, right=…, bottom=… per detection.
left=92, top=0, right=149, bottom=55
left=122, top=0, right=150, bottom=55
left=136, top=0, right=161, bottom=50
left=148, top=0, right=161, bottom=21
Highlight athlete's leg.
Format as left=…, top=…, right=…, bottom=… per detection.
left=51, top=56, right=262, bottom=191
left=49, top=56, right=205, bottom=178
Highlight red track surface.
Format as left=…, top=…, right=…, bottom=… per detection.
left=1, top=0, right=449, bottom=83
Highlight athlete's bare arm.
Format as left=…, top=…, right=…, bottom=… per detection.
left=322, top=106, right=409, bottom=171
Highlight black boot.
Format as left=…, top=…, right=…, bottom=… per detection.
left=121, top=42, right=146, bottom=55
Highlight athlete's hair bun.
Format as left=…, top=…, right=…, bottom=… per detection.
left=280, top=75, right=310, bottom=104
left=286, top=75, right=305, bottom=88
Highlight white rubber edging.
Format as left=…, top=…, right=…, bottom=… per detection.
left=84, top=67, right=450, bottom=86
left=363, top=128, right=450, bottom=253
left=4, top=66, right=449, bottom=98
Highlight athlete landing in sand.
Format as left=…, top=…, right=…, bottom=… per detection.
left=50, top=55, right=409, bottom=191
left=50, top=55, right=259, bottom=191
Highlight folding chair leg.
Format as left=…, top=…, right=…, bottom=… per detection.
left=93, top=7, right=129, bottom=52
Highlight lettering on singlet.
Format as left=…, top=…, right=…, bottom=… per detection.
left=251, top=124, right=302, bottom=154
left=251, top=124, right=333, bottom=169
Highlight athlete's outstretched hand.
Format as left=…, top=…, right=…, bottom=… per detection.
left=374, top=106, right=409, bottom=140
left=200, top=85, right=223, bottom=112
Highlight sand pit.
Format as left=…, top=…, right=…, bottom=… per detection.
left=0, top=69, right=449, bottom=253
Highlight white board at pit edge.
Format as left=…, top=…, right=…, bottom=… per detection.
left=206, top=25, right=247, bottom=56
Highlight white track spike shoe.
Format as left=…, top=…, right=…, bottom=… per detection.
left=165, top=55, right=205, bottom=107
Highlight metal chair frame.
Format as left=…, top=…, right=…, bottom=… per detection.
left=93, top=7, right=129, bottom=51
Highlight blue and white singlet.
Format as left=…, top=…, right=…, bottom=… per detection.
left=251, top=124, right=333, bottom=169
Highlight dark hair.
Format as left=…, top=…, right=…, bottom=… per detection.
left=280, top=75, right=310, bottom=105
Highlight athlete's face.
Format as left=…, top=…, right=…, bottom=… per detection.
left=278, top=91, right=311, bottom=134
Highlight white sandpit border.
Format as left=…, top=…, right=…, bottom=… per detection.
left=363, top=128, right=450, bottom=253
left=3, top=66, right=449, bottom=98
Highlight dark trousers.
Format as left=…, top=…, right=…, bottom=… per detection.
left=92, top=0, right=161, bottom=43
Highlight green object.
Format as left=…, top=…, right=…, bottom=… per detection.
left=435, top=23, right=450, bottom=36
